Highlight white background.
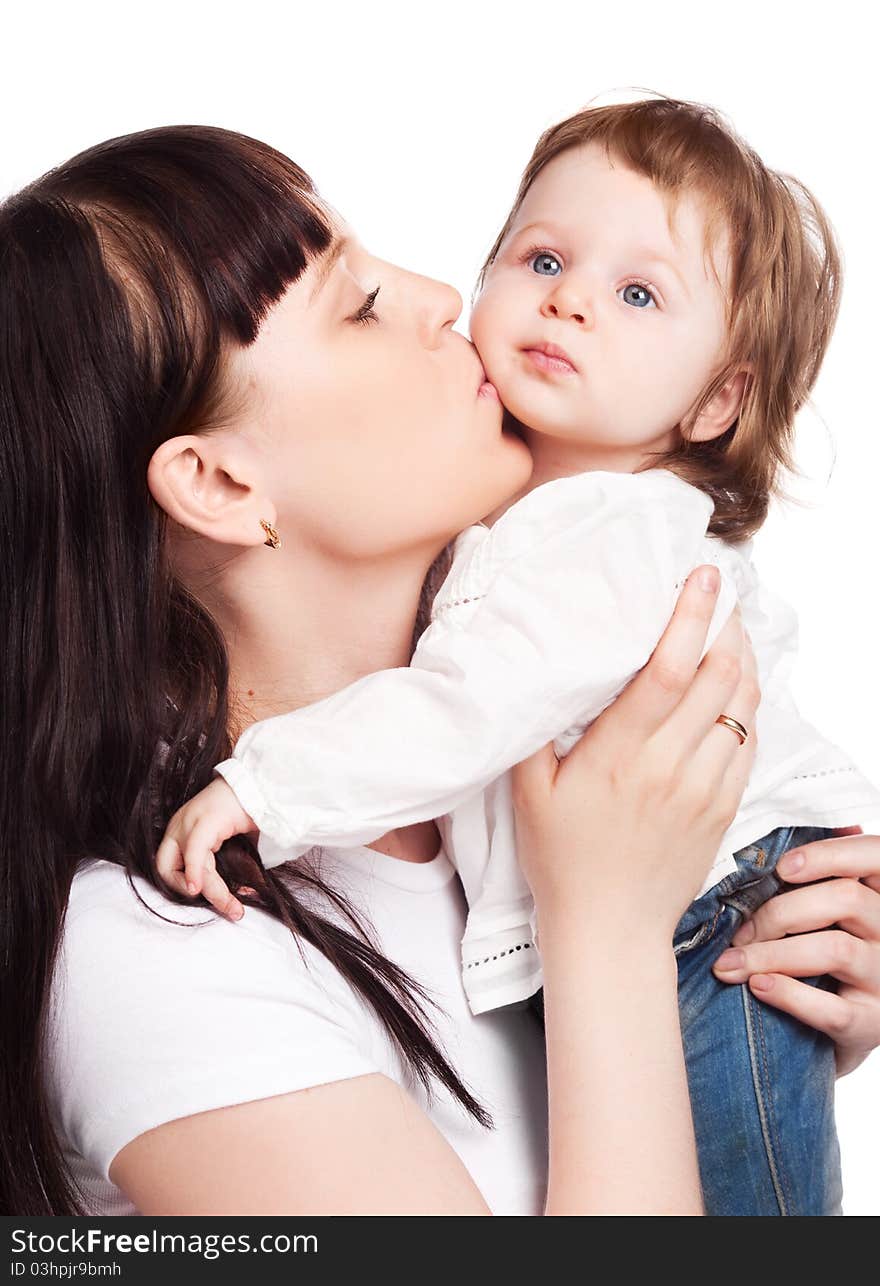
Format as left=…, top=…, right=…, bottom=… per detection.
left=4, top=0, right=876, bottom=1213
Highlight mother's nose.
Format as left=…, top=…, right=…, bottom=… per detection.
left=413, top=275, right=463, bottom=348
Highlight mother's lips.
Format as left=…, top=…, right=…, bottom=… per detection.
left=522, top=342, right=578, bottom=374
left=474, top=357, right=501, bottom=401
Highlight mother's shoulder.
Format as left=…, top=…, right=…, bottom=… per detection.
left=66, top=858, right=269, bottom=941
left=55, top=858, right=369, bottom=1042
left=50, top=863, right=382, bottom=1189
left=69, top=857, right=228, bottom=924
left=62, top=858, right=306, bottom=977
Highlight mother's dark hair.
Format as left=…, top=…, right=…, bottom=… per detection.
left=0, top=125, right=488, bottom=1216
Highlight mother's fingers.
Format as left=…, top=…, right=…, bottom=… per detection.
left=775, top=832, right=880, bottom=894
left=732, top=878, right=880, bottom=946
left=694, top=630, right=760, bottom=783
left=740, top=973, right=863, bottom=1048
left=713, top=724, right=757, bottom=830
left=607, top=565, right=722, bottom=742
left=713, top=930, right=880, bottom=989
left=657, top=610, right=748, bottom=760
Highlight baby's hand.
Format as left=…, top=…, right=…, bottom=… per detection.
left=156, top=777, right=257, bottom=921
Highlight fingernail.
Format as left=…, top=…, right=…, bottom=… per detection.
left=732, top=920, right=755, bottom=946
left=230, top=904, right=244, bottom=921
left=777, top=851, right=805, bottom=877
left=699, top=566, right=720, bottom=592
left=714, top=948, right=745, bottom=971
left=186, top=881, right=197, bottom=896
left=750, top=974, right=774, bottom=992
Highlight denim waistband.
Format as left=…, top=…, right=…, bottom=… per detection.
left=673, top=824, right=834, bottom=954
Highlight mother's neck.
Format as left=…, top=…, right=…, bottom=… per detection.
left=205, top=542, right=433, bottom=726
left=191, top=538, right=443, bottom=863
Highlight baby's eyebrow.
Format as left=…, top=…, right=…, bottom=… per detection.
left=509, top=220, right=564, bottom=242
left=629, top=249, right=692, bottom=300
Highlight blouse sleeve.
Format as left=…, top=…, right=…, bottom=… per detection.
left=215, top=469, right=737, bottom=866
left=48, top=866, right=380, bottom=1181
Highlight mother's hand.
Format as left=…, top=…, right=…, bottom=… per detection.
left=712, top=831, right=880, bottom=1076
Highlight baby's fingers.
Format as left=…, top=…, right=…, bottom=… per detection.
left=155, top=833, right=190, bottom=898
left=156, top=816, right=245, bottom=921
left=177, top=818, right=244, bottom=921
left=178, top=815, right=231, bottom=897
left=200, top=865, right=245, bottom=922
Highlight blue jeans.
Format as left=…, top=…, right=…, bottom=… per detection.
left=675, top=825, right=842, bottom=1215
left=530, top=825, right=843, bottom=1215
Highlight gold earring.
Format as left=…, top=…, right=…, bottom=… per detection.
left=259, top=519, right=281, bottom=549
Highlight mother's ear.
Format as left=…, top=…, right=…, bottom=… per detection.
left=686, top=368, right=751, bottom=444
left=146, top=433, right=276, bottom=548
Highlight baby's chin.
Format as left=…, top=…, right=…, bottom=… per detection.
left=475, top=349, right=587, bottom=439
left=493, top=386, right=585, bottom=441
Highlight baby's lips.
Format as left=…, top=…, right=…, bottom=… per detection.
left=521, top=340, right=579, bottom=373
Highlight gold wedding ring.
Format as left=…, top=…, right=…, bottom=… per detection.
left=715, top=714, right=749, bottom=745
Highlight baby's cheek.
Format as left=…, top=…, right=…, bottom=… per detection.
left=469, top=296, right=493, bottom=352
left=470, top=299, right=510, bottom=379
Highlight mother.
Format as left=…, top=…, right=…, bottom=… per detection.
left=1, top=126, right=877, bottom=1216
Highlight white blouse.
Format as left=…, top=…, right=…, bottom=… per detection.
left=216, top=469, right=880, bottom=1015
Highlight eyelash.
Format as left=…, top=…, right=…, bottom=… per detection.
left=517, top=244, right=660, bottom=307
left=518, top=243, right=561, bottom=271
left=620, top=277, right=659, bottom=308
left=352, top=285, right=381, bottom=326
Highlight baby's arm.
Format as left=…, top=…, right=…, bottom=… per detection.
left=215, top=470, right=736, bottom=867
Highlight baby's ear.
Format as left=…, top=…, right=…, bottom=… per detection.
left=687, top=368, right=751, bottom=443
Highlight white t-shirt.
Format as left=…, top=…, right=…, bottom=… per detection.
left=47, top=847, right=549, bottom=1216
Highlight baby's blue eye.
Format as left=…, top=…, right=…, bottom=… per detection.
left=620, top=283, right=656, bottom=308
left=530, top=252, right=562, bottom=276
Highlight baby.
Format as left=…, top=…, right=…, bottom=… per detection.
left=159, top=98, right=879, bottom=1212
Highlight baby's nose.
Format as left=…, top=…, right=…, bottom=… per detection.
left=546, top=300, right=587, bottom=324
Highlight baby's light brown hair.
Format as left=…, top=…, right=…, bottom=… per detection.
left=479, top=96, right=841, bottom=542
